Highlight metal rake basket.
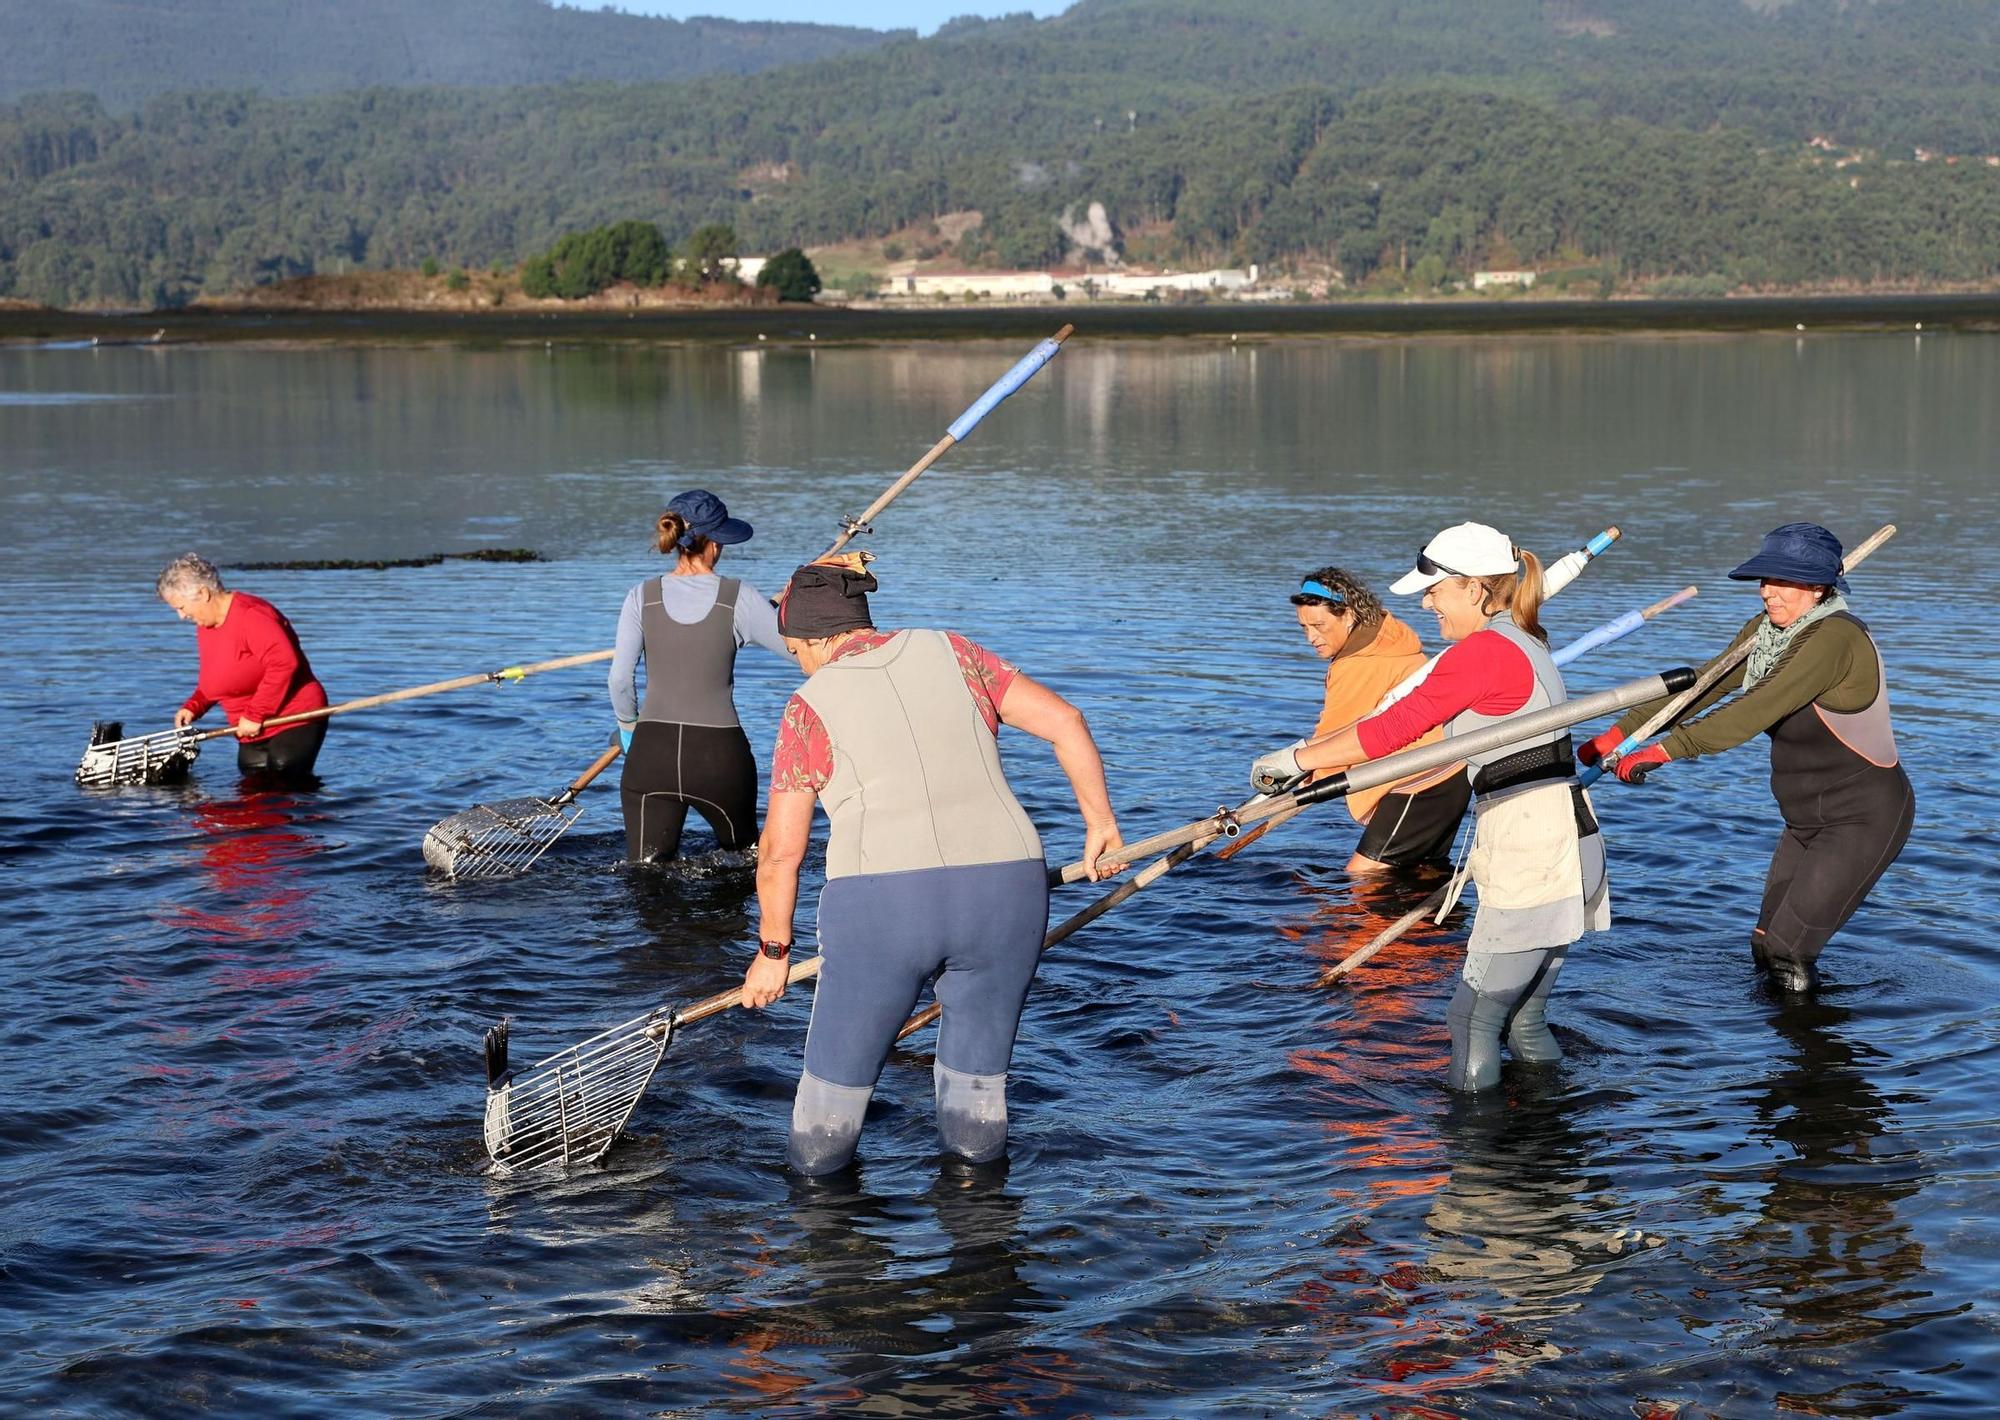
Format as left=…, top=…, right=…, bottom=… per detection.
left=482, top=1013, right=675, bottom=1173
left=423, top=744, right=621, bottom=879
left=74, top=721, right=201, bottom=788
left=424, top=795, right=586, bottom=878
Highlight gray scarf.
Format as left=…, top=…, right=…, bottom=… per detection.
left=1744, top=593, right=1847, bottom=688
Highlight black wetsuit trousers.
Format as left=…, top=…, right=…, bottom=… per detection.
left=1756, top=763, right=1915, bottom=970
left=236, top=719, right=327, bottom=783
left=619, top=720, right=759, bottom=862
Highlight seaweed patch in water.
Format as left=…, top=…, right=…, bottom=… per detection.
left=233, top=549, right=546, bottom=571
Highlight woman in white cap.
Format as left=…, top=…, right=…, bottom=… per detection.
left=1578, top=522, right=1914, bottom=993
left=742, top=557, right=1124, bottom=1175
left=607, top=490, right=790, bottom=863
left=1250, top=522, right=1608, bottom=1092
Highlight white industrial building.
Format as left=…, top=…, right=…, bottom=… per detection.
left=881, top=265, right=1259, bottom=302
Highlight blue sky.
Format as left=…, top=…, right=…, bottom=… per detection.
left=623, top=2, right=1072, bottom=33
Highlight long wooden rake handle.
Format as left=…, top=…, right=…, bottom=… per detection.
left=667, top=954, right=826, bottom=1033
left=1050, top=668, right=1695, bottom=886
left=894, top=826, right=1224, bottom=1042
left=1585, top=524, right=1896, bottom=784
left=188, top=648, right=613, bottom=742
left=819, top=325, right=1073, bottom=560
left=1316, top=883, right=1454, bottom=985
left=550, top=743, right=623, bottom=805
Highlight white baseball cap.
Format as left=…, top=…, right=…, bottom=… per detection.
left=1389, top=522, right=1519, bottom=595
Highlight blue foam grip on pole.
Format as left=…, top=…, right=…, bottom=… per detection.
left=1580, top=728, right=1651, bottom=787
left=945, top=336, right=1064, bottom=443
left=1584, top=529, right=1618, bottom=558
left=1553, top=609, right=1644, bottom=666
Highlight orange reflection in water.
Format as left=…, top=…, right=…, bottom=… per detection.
left=1280, top=869, right=1531, bottom=1402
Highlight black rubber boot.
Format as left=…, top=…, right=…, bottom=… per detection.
left=1764, top=953, right=1821, bottom=995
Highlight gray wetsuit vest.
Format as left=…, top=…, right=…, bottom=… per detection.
left=1446, top=612, right=1609, bottom=953
left=638, top=576, right=742, bottom=729
left=793, top=629, right=1043, bottom=880
left=1450, top=613, right=1566, bottom=794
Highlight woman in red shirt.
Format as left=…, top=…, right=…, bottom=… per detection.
left=1253, top=523, right=1609, bottom=1092
left=158, top=553, right=329, bottom=782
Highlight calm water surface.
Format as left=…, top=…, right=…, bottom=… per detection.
left=1, top=334, right=1996, bottom=1416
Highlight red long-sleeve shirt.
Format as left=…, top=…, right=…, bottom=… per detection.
left=1356, top=628, right=1533, bottom=760
left=181, top=592, right=327, bottom=741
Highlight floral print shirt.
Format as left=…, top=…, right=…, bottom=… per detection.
left=770, top=629, right=1018, bottom=794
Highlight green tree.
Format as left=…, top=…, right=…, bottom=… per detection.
left=756, top=247, right=821, bottom=301
left=521, top=253, right=557, bottom=298
left=684, top=223, right=739, bottom=283
left=601, top=219, right=670, bottom=286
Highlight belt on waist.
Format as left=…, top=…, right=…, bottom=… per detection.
left=1471, top=737, right=1576, bottom=797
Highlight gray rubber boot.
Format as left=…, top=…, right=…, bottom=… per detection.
left=788, top=1070, right=873, bottom=1176
left=1505, top=947, right=1568, bottom=1063
left=1447, top=981, right=1511, bottom=1092
left=935, top=1062, right=1009, bottom=1164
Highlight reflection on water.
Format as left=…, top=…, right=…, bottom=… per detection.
left=0, top=334, right=1994, bottom=1413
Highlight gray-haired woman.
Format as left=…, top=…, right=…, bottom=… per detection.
left=158, top=553, right=329, bottom=781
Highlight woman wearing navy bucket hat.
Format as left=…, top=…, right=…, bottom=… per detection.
left=607, top=490, right=791, bottom=862
left=1579, top=522, right=1915, bottom=992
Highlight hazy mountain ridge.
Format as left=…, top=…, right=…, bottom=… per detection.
left=4, top=0, right=1998, bottom=307
left=0, top=0, right=903, bottom=107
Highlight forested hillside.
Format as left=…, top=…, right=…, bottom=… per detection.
left=5, top=0, right=2000, bottom=308
left=0, top=0, right=899, bottom=106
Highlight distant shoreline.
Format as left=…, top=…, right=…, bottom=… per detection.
left=4, top=293, right=1998, bottom=348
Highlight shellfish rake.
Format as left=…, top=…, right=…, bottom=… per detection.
left=483, top=955, right=823, bottom=1173
left=76, top=649, right=615, bottom=788
left=423, top=744, right=621, bottom=878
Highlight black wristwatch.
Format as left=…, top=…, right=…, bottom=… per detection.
left=759, top=939, right=792, bottom=960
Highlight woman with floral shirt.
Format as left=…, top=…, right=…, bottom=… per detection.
left=741, top=557, right=1124, bottom=1175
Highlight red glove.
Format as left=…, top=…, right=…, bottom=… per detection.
left=1576, top=727, right=1626, bottom=768
left=1613, top=743, right=1671, bottom=785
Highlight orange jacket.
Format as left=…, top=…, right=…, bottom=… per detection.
left=1310, top=612, right=1455, bottom=823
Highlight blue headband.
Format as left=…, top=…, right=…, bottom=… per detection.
left=1299, top=579, right=1346, bottom=604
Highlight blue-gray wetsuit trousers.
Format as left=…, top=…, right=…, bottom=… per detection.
left=791, top=859, right=1049, bottom=1175
left=1445, top=945, right=1568, bottom=1092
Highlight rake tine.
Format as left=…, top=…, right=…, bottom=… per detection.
left=484, top=1020, right=510, bottom=1088
left=483, top=957, right=822, bottom=1174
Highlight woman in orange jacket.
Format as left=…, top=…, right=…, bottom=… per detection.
left=1280, top=567, right=1469, bottom=872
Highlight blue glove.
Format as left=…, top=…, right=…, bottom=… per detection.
left=618, top=727, right=634, bottom=752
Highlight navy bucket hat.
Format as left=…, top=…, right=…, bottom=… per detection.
left=666, top=489, right=753, bottom=547
left=1729, top=522, right=1848, bottom=592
